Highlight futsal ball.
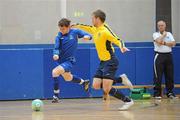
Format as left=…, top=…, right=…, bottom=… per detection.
left=32, top=99, right=43, bottom=111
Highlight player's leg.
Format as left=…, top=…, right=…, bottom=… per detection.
left=103, top=78, right=133, bottom=110
left=92, top=78, right=102, bottom=89
left=113, top=74, right=133, bottom=90
left=93, top=77, right=109, bottom=100
left=92, top=61, right=104, bottom=90
left=102, top=79, right=113, bottom=101
left=61, top=72, right=90, bottom=92
left=52, top=65, right=65, bottom=103
left=92, top=64, right=107, bottom=99
left=102, top=57, right=134, bottom=110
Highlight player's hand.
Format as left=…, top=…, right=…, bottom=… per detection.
left=120, top=47, right=130, bottom=53
left=156, top=39, right=163, bottom=44
left=156, top=39, right=165, bottom=46
left=53, top=55, right=59, bottom=61
left=83, top=35, right=91, bottom=40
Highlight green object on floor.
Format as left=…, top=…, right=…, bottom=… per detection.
left=130, top=88, right=151, bottom=100
left=142, top=93, right=151, bottom=99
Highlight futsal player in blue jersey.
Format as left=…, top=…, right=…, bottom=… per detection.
left=52, top=18, right=92, bottom=103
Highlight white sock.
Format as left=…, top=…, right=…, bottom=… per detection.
left=79, top=79, right=84, bottom=85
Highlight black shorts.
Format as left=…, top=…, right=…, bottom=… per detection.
left=94, top=56, right=119, bottom=80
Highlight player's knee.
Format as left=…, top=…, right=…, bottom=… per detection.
left=93, top=78, right=102, bottom=89
left=52, top=69, right=60, bottom=77
left=63, top=76, right=72, bottom=81
left=52, top=66, right=65, bottom=77
left=62, top=73, right=73, bottom=81
left=93, top=83, right=100, bottom=90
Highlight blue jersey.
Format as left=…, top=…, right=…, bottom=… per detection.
left=53, top=28, right=92, bottom=63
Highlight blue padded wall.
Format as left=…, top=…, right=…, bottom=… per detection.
left=135, top=47, right=154, bottom=85
left=0, top=49, right=44, bottom=100
left=173, top=47, right=180, bottom=84
left=0, top=44, right=180, bottom=100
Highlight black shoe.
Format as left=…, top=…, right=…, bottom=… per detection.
left=83, top=80, right=90, bottom=92
left=52, top=95, right=60, bottom=103
left=167, top=93, right=178, bottom=99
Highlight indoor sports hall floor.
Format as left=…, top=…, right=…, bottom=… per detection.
left=0, top=98, right=179, bottom=120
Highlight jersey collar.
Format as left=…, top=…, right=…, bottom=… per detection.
left=96, top=23, right=105, bottom=30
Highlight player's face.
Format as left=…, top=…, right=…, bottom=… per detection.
left=92, top=15, right=98, bottom=27
left=157, top=21, right=166, bottom=32
left=59, top=26, right=70, bottom=35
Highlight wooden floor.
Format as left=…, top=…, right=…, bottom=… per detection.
left=0, top=98, right=180, bottom=120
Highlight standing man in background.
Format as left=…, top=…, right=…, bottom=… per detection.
left=153, top=20, right=178, bottom=99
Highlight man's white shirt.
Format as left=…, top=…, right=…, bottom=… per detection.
left=153, top=32, right=175, bottom=53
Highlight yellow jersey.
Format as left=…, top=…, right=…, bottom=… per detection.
left=75, top=23, right=124, bottom=61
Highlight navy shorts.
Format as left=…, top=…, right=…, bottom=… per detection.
left=59, top=61, right=73, bottom=72
left=94, top=56, right=119, bottom=80
left=56, top=57, right=76, bottom=72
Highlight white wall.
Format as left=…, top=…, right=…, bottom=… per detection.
left=0, top=1, right=2, bottom=41
left=172, top=0, right=180, bottom=43
left=67, top=0, right=156, bottom=42
left=0, top=0, right=60, bottom=44
left=0, top=0, right=156, bottom=44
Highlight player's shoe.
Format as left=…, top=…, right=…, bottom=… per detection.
left=82, top=80, right=90, bottom=92
left=52, top=95, right=60, bottom=103
left=121, top=74, right=133, bottom=90
left=118, top=99, right=134, bottom=111
left=167, top=93, right=178, bottom=99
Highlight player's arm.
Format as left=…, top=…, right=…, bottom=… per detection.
left=76, top=29, right=92, bottom=41
left=106, top=32, right=129, bottom=53
left=164, top=33, right=176, bottom=47
left=71, top=23, right=95, bottom=35
left=104, top=24, right=130, bottom=52
left=53, top=35, right=60, bottom=61
left=165, top=41, right=176, bottom=47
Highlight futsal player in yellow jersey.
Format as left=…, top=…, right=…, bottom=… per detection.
left=73, top=10, right=134, bottom=110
